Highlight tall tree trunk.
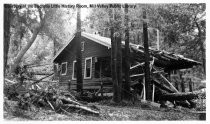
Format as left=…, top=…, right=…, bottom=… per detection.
left=10, top=8, right=44, bottom=74
left=110, top=8, right=120, bottom=103
left=111, top=28, right=118, bottom=102
left=124, top=4, right=131, bottom=100
left=4, top=4, right=12, bottom=75
left=143, top=9, right=152, bottom=101
left=76, top=6, right=83, bottom=93
left=195, top=20, right=205, bottom=75
left=113, top=35, right=120, bottom=102
left=116, top=32, right=122, bottom=102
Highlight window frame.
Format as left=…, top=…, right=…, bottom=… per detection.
left=72, top=60, right=77, bottom=80
left=61, top=62, right=67, bottom=75
left=84, top=57, right=92, bottom=79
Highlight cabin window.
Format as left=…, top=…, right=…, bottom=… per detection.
left=81, top=42, right=84, bottom=51
left=61, top=62, right=67, bottom=75
left=84, top=57, right=92, bottom=79
left=72, top=61, right=77, bottom=80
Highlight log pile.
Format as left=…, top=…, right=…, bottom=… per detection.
left=4, top=78, right=100, bottom=115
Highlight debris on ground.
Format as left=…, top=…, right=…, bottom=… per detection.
left=4, top=78, right=100, bottom=118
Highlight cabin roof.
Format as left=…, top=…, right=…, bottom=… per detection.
left=52, top=32, right=111, bottom=62
left=53, top=32, right=201, bottom=70
left=53, top=32, right=140, bottom=61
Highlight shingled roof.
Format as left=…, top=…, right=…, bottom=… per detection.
left=53, top=32, right=201, bottom=70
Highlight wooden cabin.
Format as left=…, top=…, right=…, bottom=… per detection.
left=52, top=32, right=201, bottom=94
left=53, top=32, right=112, bottom=91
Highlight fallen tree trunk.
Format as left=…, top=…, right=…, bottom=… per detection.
left=158, top=92, right=205, bottom=101
left=63, top=104, right=100, bottom=115
left=58, top=96, right=100, bottom=114
left=59, top=96, right=83, bottom=106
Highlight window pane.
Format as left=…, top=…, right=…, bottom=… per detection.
left=87, top=59, right=91, bottom=68
left=94, top=60, right=100, bottom=78
left=73, top=62, right=77, bottom=79
left=86, top=68, right=90, bottom=77
left=86, top=59, right=91, bottom=78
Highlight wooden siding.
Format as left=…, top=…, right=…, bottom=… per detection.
left=55, top=36, right=112, bottom=91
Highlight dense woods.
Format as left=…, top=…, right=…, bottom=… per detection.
left=4, top=3, right=206, bottom=121
left=4, top=4, right=205, bottom=79
left=4, top=4, right=76, bottom=74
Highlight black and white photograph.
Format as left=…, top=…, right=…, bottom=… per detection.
left=3, top=1, right=206, bottom=121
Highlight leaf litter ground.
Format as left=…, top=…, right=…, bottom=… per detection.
left=4, top=99, right=200, bottom=121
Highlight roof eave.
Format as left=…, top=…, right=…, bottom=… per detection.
left=51, top=33, right=76, bottom=63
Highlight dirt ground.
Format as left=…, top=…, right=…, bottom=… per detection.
left=4, top=99, right=201, bottom=121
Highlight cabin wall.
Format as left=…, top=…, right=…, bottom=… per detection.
left=54, top=36, right=111, bottom=91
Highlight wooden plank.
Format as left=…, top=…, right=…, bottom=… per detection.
left=130, top=73, right=144, bottom=78
left=143, top=77, right=146, bottom=101
left=159, top=73, right=179, bottom=93
left=152, top=84, right=155, bottom=102
left=152, top=78, right=174, bottom=93
left=130, top=62, right=145, bottom=69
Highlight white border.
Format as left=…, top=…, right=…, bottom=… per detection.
left=1, top=1, right=208, bottom=123
left=84, top=57, right=92, bottom=79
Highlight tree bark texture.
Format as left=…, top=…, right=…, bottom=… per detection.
left=76, top=6, right=83, bottom=93
left=4, top=4, right=12, bottom=75
left=143, top=9, right=152, bottom=101
left=157, top=92, right=204, bottom=101
left=123, top=4, right=131, bottom=100
left=195, top=20, right=205, bottom=75
left=110, top=8, right=118, bottom=103
left=116, top=32, right=122, bottom=102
